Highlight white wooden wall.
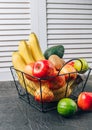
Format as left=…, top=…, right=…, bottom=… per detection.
left=0, top=0, right=92, bottom=81
left=0, top=0, right=31, bottom=81
left=46, top=0, right=92, bottom=66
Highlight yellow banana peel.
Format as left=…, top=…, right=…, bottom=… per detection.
left=28, top=32, right=45, bottom=61
left=18, top=40, right=35, bottom=64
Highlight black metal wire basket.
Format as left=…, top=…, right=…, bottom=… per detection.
left=10, top=59, right=92, bottom=112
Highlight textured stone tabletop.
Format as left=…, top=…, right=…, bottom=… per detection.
left=0, top=80, right=92, bottom=130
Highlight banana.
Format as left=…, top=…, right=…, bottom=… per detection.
left=12, top=51, right=39, bottom=96
left=28, top=32, right=45, bottom=61
left=26, top=41, right=36, bottom=60
left=12, top=51, right=27, bottom=91
left=52, top=80, right=74, bottom=101
left=18, top=40, right=35, bottom=64
left=12, top=51, right=26, bottom=72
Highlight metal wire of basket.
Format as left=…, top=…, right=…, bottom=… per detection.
left=10, top=59, right=92, bottom=112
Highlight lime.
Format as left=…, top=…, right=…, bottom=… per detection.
left=57, top=98, right=77, bottom=117
left=74, top=58, right=88, bottom=73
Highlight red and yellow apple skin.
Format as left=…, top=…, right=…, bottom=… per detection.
left=59, top=64, right=77, bottom=81
left=67, top=61, right=74, bottom=67
left=24, top=62, right=36, bottom=81
left=47, top=75, right=66, bottom=90
left=77, top=92, right=92, bottom=111
left=32, top=59, right=56, bottom=79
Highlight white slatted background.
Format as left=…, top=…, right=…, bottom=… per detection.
left=0, top=0, right=31, bottom=80
left=46, top=0, right=92, bottom=67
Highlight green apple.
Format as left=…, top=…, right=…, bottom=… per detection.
left=74, top=58, right=89, bottom=73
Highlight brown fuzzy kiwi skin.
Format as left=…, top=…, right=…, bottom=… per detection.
left=48, top=54, right=65, bottom=71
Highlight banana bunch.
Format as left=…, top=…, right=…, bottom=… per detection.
left=18, top=32, right=45, bottom=64
left=12, top=33, right=45, bottom=96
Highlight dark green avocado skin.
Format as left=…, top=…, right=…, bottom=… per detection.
left=44, top=45, right=64, bottom=59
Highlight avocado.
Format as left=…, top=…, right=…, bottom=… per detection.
left=44, top=45, right=64, bottom=59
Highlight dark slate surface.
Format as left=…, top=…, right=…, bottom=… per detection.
left=0, top=80, right=92, bottom=130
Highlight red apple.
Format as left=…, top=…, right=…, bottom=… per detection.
left=59, top=64, right=77, bottom=80
left=32, top=59, right=56, bottom=79
left=77, top=92, right=92, bottom=111
left=67, top=61, right=74, bottom=67
left=48, top=75, right=66, bottom=90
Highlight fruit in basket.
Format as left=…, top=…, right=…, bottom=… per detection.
left=24, top=63, right=37, bottom=81
left=44, top=45, right=64, bottom=59
left=34, top=86, right=54, bottom=102
left=60, top=64, right=77, bottom=80
left=48, top=75, right=66, bottom=90
left=52, top=79, right=78, bottom=101
left=28, top=32, right=45, bottom=61
left=67, top=61, right=74, bottom=67
left=77, top=92, right=92, bottom=111
left=32, top=59, right=56, bottom=78
left=57, top=98, right=77, bottom=117
left=48, top=55, right=65, bottom=70
left=74, top=58, right=89, bottom=73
